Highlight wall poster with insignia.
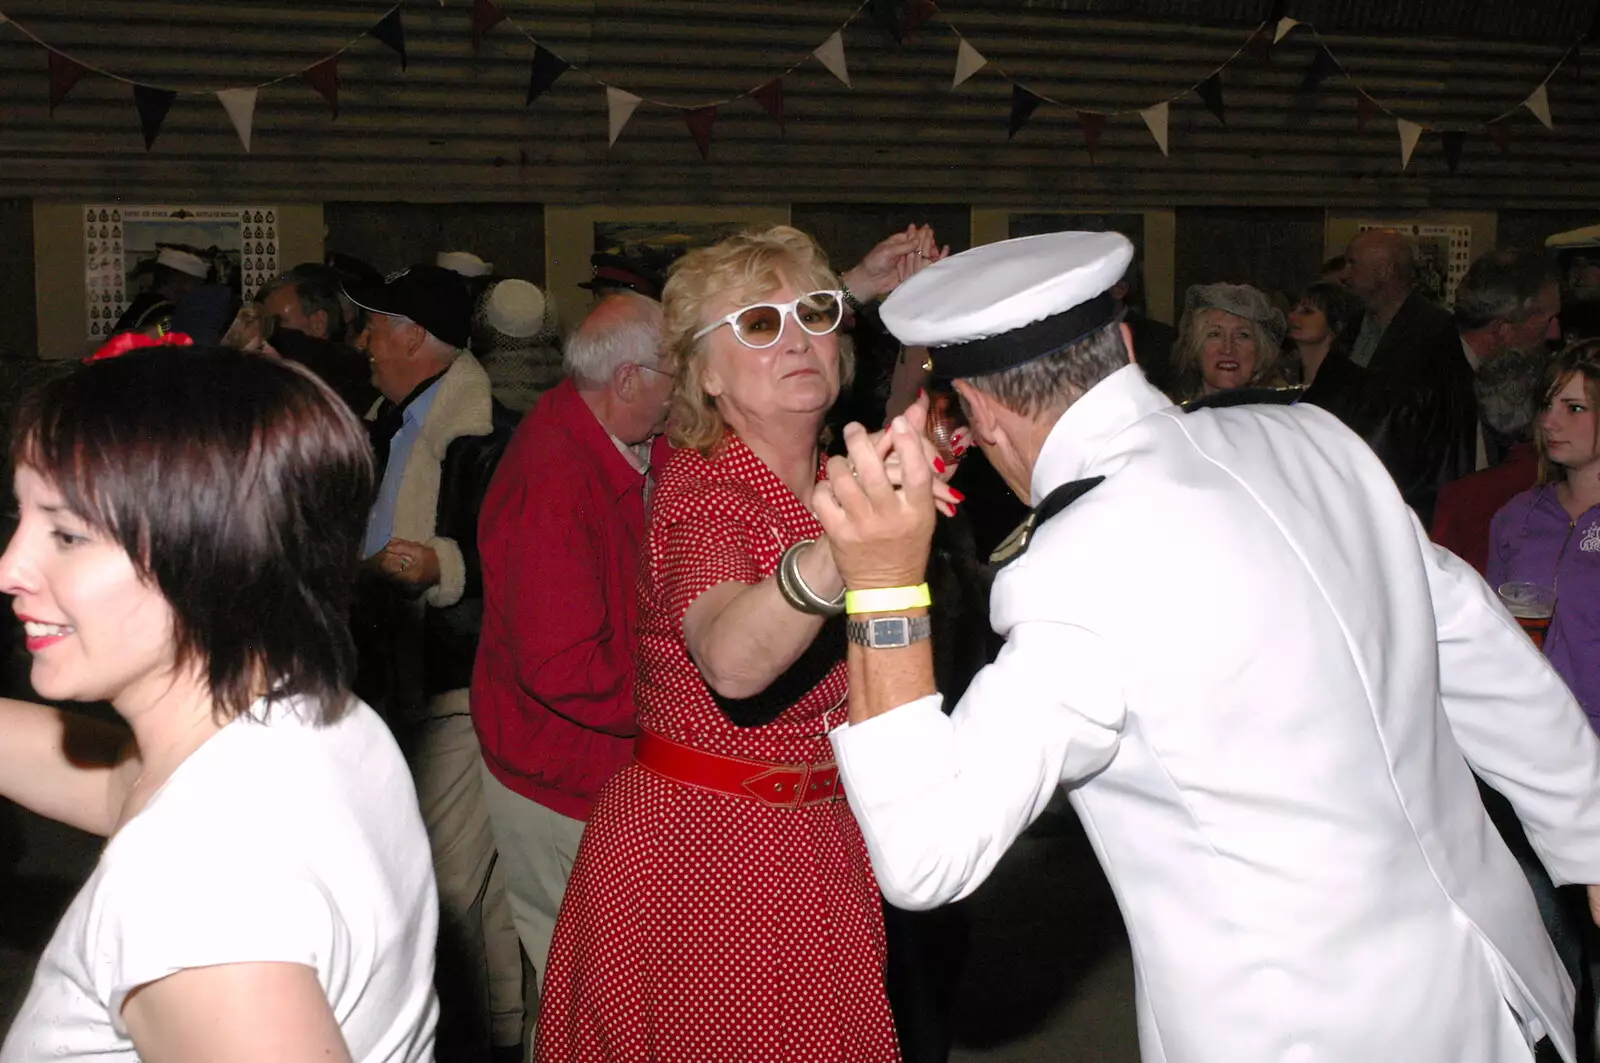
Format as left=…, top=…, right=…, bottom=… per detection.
left=82, top=205, right=279, bottom=339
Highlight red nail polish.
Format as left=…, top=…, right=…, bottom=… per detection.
left=948, top=488, right=965, bottom=503
left=917, top=388, right=927, bottom=400
left=933, top=458, right=946, bottom=474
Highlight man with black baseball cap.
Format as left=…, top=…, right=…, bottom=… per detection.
left=346, top=262, right=525, bottom=1063
left=815, top=231, right=1600, bottom=1062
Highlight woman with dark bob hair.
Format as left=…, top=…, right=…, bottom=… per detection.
left=0, top=346, right=439, bottom=1062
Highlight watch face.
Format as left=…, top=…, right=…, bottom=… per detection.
left=872, top=617, right=908, bottom=647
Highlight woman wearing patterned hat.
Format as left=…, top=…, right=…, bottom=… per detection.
left=1169, top=282, right=1290, bottom=403
left=535, top=224, right=952, bottom=1063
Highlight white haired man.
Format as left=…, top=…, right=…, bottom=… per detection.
left=817, top=231, right=1600, bottom=1063
left=471, top=291, right=675, bottom=1002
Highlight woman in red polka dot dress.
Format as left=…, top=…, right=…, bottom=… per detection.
left=534, top=226, right=945, bottom=1063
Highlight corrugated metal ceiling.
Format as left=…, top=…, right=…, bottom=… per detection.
left=0, top=2, right=1594, bottom=208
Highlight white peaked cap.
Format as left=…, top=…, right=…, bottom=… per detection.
left=483, top=279, right=547, bottom=339
left=437, top=250, right=494, bottom=278
left=880, top=231, right=1134, bottom=378
left=155, top=247, right=210, bottom=279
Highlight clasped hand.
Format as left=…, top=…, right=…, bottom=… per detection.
left=814, top=410, right=941, bottom=592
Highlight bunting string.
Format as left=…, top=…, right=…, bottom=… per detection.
left=0, top=3, right=405, bottom=91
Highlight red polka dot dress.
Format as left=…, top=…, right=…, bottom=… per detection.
left=533, top=431, right=901, bottom=1063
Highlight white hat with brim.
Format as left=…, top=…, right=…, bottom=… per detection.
left=880, top=231, right=1135, bottom=379
left=437, top=251, right=494, bottom=278
left=484, top=279, right=547, bottom=339
left=156, top=247, right=210, bottom=279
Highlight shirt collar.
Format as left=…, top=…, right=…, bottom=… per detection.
left=609, top=432, right=652, bottom=476
left=1460, top=334, right=1483, bottom=374
left=403, top=376, right=445, bottom=427
left=1029, top=364, right=1172, bottom=506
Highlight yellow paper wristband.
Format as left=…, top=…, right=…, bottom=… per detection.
left=844, top=583, right=931, bottom=615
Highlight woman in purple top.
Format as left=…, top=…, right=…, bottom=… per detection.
left=1488, top=340, right=1600, bottom=732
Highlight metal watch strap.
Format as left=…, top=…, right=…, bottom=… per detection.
left=846, top=615, right=932, bottom=649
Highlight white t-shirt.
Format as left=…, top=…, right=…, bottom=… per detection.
left=0, top=694, right=438, bottom=1063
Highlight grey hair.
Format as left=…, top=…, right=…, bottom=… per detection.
left=962, top=314, right=1129, bottom=417
left=1475, top=347, right=1549, bottom=440
left=564, top=291, right=663, bottom=388
left=1454, top=248, right=1557, bottom=331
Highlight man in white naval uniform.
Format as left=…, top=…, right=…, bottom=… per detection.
left=814, top=231, right=1600, bottom=1063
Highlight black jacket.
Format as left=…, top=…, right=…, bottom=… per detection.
left=1300, top=350, right=1370, bottom=434
left=1343, top=292, right=1476, bottom=526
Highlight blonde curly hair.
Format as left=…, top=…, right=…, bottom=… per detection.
left=661, top=225, right=852, bottom=453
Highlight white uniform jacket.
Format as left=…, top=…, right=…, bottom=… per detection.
left=833, top=365, right=1600, bottom=1063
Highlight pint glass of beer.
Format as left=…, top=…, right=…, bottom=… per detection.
left=1498, top=582, right=1556, bottom=650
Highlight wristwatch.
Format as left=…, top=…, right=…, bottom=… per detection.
left=846, top=615, right=932, bottom=649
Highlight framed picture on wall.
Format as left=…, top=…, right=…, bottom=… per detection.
left=82, top=204, right=278, bottom=340
left=544, top=206, right=790, bottom=330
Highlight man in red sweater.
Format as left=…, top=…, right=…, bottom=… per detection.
left=471, top=291, right=674, bottom=997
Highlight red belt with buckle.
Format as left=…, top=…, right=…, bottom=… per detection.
left=634, top=727, right=843, bottom=809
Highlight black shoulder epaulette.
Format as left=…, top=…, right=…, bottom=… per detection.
left=989, top=475, right=1105, bottom=567
left=1180, top=385, right=1305, bottom=413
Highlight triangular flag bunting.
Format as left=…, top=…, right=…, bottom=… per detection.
left=753, top=79, right=785, bottom=132
left=1141, top=101, right=1170, bottom=157
left=685, top=106, right=716, bottom=161
left=1301, top=47, right=1340, bottom=92
left=369, top=9, right=407, bottom=70
left=952, top=38, right=986, bottom=89
left=901, top=0, right=937, bottom=39
left=606, top=87, right=641, bottom=147
left=1078, top=111, right=1106, bottom=162
left=1486, top=116, right=1513, bottom=156
left=526, top=46, right=570, bottom=105
left=1274, top=17, right=1300, bottom=44
left=1524, top=83, right=1554, bottom=129
left=305, top=57, right=339, bottom=118
left=1196, top=74, right=1226, bottom=124
left=1243, top=29, right=1273, bottom=62
left=472, top=0, right=506, bottom=53
left=1355, top=92, right=1380, bottom=132
left=814, top=31, right=851, bottom=87
left=1441, top=130, right=1466, bottom=174
left=216, top=87, right=258, bottom=152
left=133, top=85, right=176, bottom=151
left=1008, top=85, right=1043, bottom=140
left=47, top=51, right=87, bottom=113
left=1397, top=118, right=1423, bottom=170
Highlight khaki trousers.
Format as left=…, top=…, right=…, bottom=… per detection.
left=407, top=707, right=525, bottom=1055
left=478, top=761, right=587, bottom=1002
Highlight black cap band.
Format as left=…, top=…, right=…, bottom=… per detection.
left=929, top=292, right=1118, bottom=379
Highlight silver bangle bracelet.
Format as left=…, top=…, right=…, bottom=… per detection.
left=776, top=539, right=845, bottom=616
